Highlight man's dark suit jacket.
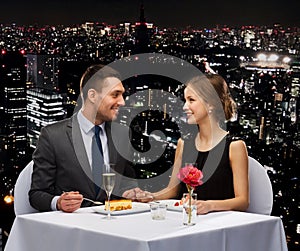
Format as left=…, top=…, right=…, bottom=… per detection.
left=29, top=114, right=137, bottom=211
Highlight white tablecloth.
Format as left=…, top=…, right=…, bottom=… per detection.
left=5, top=207, right=288, bottom=251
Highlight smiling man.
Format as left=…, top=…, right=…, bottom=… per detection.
left=29, top=64, right=140, bottom=213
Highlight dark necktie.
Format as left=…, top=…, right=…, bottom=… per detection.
left=92, top=125, right=104, bottom=196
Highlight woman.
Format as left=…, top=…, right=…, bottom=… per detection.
left=136, top=74, right=249, bottom=214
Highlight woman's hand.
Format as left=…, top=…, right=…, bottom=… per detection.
left=195, top=200, right=212, bottom=215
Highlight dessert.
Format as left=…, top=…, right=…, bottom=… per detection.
left=105, top=199, right=132, bottom=211
left=174, top=199, right=184, bottom=207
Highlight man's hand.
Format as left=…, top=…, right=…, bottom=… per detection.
left=57, top=191, right=83, bottom=213
left=122, top=187, right=154, bottom=202
left=135, top=190, right=154, bottom=203
left=122, top=187, right=139, bottom=200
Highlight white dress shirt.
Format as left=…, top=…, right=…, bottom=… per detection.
left=77, top=110, right=110, bottom=165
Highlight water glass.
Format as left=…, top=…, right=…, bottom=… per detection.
left=150, top=203, right=167, bottom=220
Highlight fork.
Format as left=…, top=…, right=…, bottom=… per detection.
left=83, top=197, right=103, bottom=205
left=62, top=191, right=103, bottom=205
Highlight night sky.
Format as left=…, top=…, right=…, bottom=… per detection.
left=1, top=0, right=299, bottom=28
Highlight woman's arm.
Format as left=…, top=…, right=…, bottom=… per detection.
left=135, top=138, right=184, bottom=202
left=196, top=140, right=249, bottom=214
left=152, top=139, right=184, bottom=200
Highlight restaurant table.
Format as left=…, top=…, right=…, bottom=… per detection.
left=5, top=205, right=288, bottom=251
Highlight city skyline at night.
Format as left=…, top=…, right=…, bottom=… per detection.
left=0, top=2, right=299, bottom=250
left=1, top=0, right=299, bottom=28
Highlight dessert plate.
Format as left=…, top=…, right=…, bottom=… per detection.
left=155, top=199, right=183, bottom=212
left=92, top=202, right=150, bottom=215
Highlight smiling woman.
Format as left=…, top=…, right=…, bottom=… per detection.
left=134, top=73, right=249, bottom=216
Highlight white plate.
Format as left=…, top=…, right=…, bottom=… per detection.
left=92, top=202, right=150, bottom=215
left=156, top=199, right=183, bottom=212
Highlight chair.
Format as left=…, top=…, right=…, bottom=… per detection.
left=14, top=160, right=38, bottom=215
left=247, top=156, right=273, bottom=215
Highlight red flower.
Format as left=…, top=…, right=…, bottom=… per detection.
left=177, top=165, right=203, bottom=188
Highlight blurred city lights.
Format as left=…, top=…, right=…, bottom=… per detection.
left=3, top=191, right=14, bottom=205
left=257, top=53, right=267, bottom=61
left=268, top=54, right=279, bottom=62
left=283, top=56, right=291, bottom=64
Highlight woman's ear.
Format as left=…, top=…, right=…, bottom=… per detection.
left=207, top=104, right=214, bottom=114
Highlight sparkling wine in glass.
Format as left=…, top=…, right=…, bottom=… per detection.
left=102, top=169, right=116, bottom=219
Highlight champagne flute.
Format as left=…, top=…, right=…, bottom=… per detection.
left=102, top=164, right=116, bottom=219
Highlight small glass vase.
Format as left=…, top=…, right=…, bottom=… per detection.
left=182, top=192, right=197, bottom=226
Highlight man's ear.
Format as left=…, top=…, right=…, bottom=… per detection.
left=87, top=89, right=97, bottom=103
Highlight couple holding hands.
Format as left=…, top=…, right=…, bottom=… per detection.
left=29, top=62, right=249, bottom=215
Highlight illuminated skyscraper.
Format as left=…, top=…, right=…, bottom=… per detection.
left=26, top=54, right=59, bottom=91
left=0, top=51, right=27, bottom=170
left=290, top=63, right=300, bottom=98
left=134, top=3, right=151, bottom=53
left=27, top=88, right=66, bottom=148
left=25, top=54, right=66, bottom=148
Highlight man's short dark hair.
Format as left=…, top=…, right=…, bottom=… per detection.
left=80, top=64, right=121, bottom=101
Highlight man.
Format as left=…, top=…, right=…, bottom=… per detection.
left=29, top=64, right=140, bottom=213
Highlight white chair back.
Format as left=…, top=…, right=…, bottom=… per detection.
left=14, top=160, right=38, bottom=215
left=247, top=156, right=273, bottom=215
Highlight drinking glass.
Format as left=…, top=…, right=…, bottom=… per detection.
left=102, top=164, right=116, bottom=219
left=150, top=203, right=167, bottom=220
